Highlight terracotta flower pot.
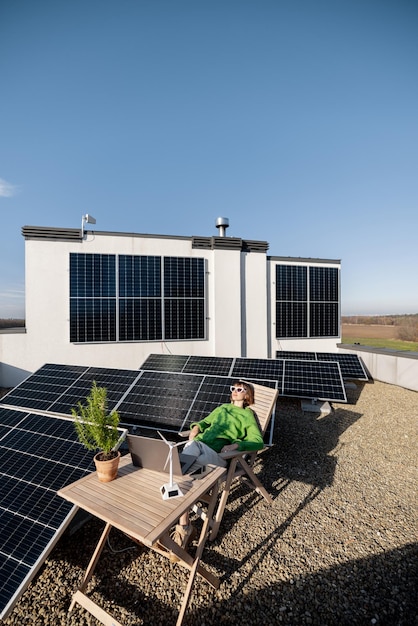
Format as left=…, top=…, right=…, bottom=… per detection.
left=94, top=450, right=121, bottom=483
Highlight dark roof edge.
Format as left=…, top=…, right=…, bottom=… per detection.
left=192, top=236, right=268, bottom=252
left=22, top=226, right=193, bottom=242
left=268, top=255, right=341, bottom=264
left=22, top=226, right=82, bottom=241
left=21, top=226, right=269, bottom=252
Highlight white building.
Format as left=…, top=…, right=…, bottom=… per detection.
left=0, top=222, right=341, bottom=387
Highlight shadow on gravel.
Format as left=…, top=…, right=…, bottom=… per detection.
left=344, top=380, right=369, bottom=404
left=186, top=542, right=418, bottom=626
left=216, top=396, right=363, bottom=531
left=43, top=518, right=417, bottom=626
left=270, top=397, right=363, bottom=487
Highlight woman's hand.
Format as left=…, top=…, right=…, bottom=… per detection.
left=221, top=443, right=239, bottom=453
left=189, top=425, right=200, bottom=440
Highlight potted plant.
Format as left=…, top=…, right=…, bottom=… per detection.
left=72, top=381, right=121, bottom=482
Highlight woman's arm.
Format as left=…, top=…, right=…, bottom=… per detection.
left=189, top=405, right=223, bottom=437
left=235, top=411, right=264, bottom=451
left=221, top=442, right=239, bottom=452
left=188, top=424, right=200, bottom=440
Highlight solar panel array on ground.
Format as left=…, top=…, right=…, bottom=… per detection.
left=276, top=351, right=368, bottom=380
left=140, top=353, right=347, bottom=402
left=0, top=363, right=140, bottom=415
left=0, top=407, right=95, bottom=619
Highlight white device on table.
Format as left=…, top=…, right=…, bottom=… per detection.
left=158, top=431, right=185, bottom=499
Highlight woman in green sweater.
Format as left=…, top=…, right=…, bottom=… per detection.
left=171, top=380, right=263, bottom=556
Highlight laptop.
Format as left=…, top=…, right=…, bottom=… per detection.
left=127, top=434, right=198, bottom=476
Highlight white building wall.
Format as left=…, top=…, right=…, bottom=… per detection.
left=211, top=248, right=242, bottom=357
left=243, top=251, right=269, bottom=358
left=0, top=226, right=345, bottom=387
left=0, top=332, right=33, bottom=387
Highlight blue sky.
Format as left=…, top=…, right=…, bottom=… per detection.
left=1, top=0, right=417, bottom=318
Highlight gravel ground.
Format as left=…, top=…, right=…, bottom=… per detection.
left=2, top=380, right=417, bottom=626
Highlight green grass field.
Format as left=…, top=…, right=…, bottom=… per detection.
left=342, top=336, right=418, bottom=352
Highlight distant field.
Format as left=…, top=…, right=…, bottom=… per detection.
left=342, top=324, right=418, bottom=351
left=342, top=324, right=397, bottom=339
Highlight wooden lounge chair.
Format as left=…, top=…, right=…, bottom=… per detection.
left=184, top=382, right=279, bottom=541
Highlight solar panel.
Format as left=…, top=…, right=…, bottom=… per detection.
left=0, top=363, right=88, bottom=411
left=115, top=370, right=205, bottom=431
left=183, top=356, right=233, bottom=376
left=141, top=354, right=346, bottom=402
left=275, top=350, right=368, bottom=380
left=140, top=353, right=189, bottom=372
left=140, top=353, right=235, bottom=377
left=283, top=360, right=346, bottom=402
left=232, top=358, right=283, bottom=382
left=186, top=376, right=237, bottom=423
left=0, top=408, right=95, bottom=620
left=48, top=367, right=140, bottom=414
left=316, top=353, right=368, bottom=380
left=0, top=364, right=141, bottom=415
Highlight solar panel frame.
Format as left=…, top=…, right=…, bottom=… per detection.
left=0, top=350, right=350, bottom=617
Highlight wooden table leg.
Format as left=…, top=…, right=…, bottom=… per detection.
left=175, top=478, right=221, bottom=625
left=69, top=522, right=112, bottom=613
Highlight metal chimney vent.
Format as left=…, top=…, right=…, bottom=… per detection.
left=215, top=216, right=229, bottom=237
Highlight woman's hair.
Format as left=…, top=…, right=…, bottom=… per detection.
left=230, top=380, right=255, bottom=407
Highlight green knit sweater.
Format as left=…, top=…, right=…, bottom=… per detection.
left=190, top=403, right=264, bottom=453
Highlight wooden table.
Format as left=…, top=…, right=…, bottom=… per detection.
left=58, top=455, right=225, bottom=626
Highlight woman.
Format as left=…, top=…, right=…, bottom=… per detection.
left=170, top=380, right=263, bottom=556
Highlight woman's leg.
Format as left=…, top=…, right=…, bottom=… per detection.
left=177, top=441, right=226, bottom=528
left=183, top=440, right=227, bottom=468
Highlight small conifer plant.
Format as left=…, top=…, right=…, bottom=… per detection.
left=72, top=381, right=120, bottom=461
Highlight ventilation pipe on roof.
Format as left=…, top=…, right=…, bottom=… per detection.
left=215, top=217, right=229, bottom=237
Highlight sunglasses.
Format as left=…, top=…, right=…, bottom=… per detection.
left=230, top=386, right=246, bottom=393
